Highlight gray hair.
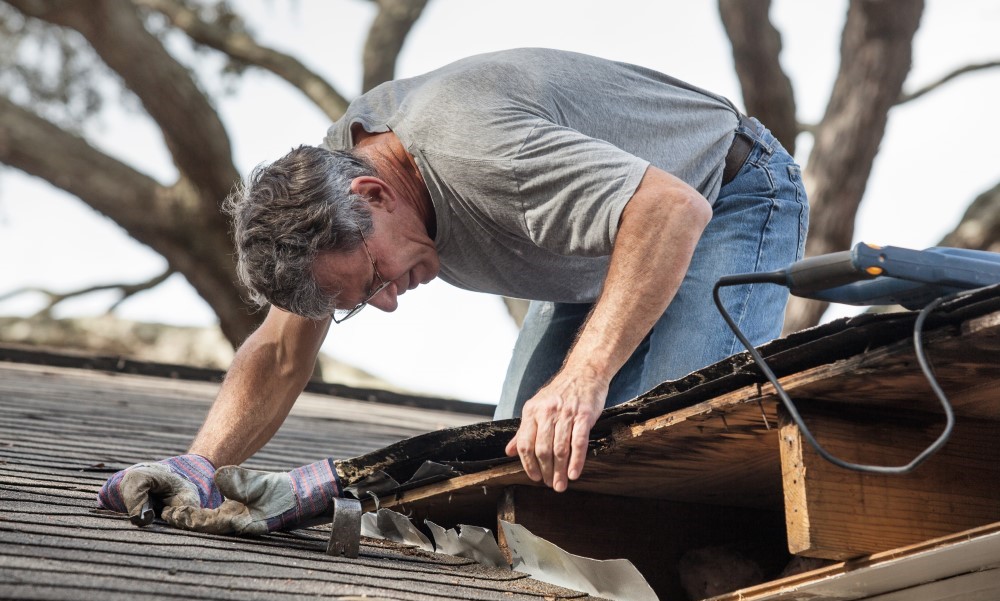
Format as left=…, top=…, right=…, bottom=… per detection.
left=223, top=145, right=377, bottom=319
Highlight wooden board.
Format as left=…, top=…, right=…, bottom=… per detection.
left=775, top=326, right=1000, bottom=419
left=374, top=383, right=785, bottom=516
left=350, top=292, right=1000, bottom=501
left=707, top=522, right=1000, bottom=601
left=779, top=404, right=1000, bottom=559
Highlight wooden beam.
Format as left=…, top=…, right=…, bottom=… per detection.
left=779, top=404, right=1000, bottom=559
left=496, top=485, right=788, bottom=601
left=366, top=461, right=530, bottom=525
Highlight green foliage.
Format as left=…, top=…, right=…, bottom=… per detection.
left=0, top=3, right=107, bottom=130
left=0, top=0, right=257, bottom=130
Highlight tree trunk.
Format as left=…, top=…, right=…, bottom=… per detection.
left=718, top=0, right=798, bottom=154
left=937, top=181, right=1000, bottom=252
left=782, top=0, right=924, bottom=334
left=362, top=0, right=430, bottom=92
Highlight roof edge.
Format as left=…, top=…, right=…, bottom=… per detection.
left=0, top=342, right=495, bottom=417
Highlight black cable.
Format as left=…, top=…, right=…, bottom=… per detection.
left=712, top=275, right=955, bottom=474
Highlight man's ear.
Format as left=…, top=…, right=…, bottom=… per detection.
left=351, top=176, right=397, bottom=211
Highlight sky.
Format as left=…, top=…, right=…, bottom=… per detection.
left=1, top=0, right=998, bottom=404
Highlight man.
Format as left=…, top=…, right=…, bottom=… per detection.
left=98, top=48, right=808, bottom=534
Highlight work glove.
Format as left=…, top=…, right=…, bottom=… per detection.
left=96, top=454, right=224, bottom=524
left=161, top=458, right=341, bottom=536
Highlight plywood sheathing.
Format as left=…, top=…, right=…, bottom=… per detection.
left=366, top=287, right=1000, bottom=568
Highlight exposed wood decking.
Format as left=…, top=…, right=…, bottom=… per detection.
left=348, top=287, right=1000, bottom=600
left=0, top=359, right=592, bottom=600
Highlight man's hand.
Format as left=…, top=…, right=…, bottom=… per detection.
left=505, top=371, right=608, bottom=492
left=161, top=458, right=340, bottom=535
left=96, top=454, right=223, bottom=525
left=503, top=167, right=712, bottom=492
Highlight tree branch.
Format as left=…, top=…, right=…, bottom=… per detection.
left=898, top=60, right=1000, bottom=105
left=133, top=0, right=350, bottom=121
left=0, top=94, right=258, bottom=345
left=362, top=0, right=429, bottom=92
left=0, top=94, right=172, bottom=235
left=0, top=269, right=174, bottom=317
left=718, top=0, right=798, bottom=153
left=797, top=61, right=1000, bottom=145
left=5, top=0, right=240, bottom=202
left=937, top=180, right=1000, bottom=252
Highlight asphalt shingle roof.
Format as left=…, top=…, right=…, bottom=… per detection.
left=0, top=358, right=590, bottom=600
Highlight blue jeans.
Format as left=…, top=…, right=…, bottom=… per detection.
left=494, top=118, right=808, bottom=419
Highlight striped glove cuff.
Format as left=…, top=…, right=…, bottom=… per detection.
left=265, top=458, right=341, bottom=531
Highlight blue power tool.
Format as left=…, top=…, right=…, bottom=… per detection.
left=781, top=242, right=1000, bottom=308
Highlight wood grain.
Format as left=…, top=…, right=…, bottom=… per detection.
left=780, top=405, right=1000, bottom=559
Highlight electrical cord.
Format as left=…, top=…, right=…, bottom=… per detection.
left=712, top=273, right=955, bottom=474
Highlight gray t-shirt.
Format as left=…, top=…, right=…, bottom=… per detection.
left=323, top=48, right=740, bottom=303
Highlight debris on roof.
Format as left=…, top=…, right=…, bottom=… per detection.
left=501, top=521, right=658, bottom=601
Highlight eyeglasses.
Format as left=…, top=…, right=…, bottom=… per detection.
left=331, top=227, right=392, bottom=324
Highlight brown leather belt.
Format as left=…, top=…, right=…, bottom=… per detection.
left=722, top=115, right=755, bottom=186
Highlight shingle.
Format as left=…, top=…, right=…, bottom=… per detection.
left=0, top=357, right=592, bottom=600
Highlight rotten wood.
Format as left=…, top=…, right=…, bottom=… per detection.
left=364, top=461, right=530, bottom=527
left=342, top=290, right=1000, bottom=495
left=374, top=306, right=1000, bottom=522
left=365, top=302, right=1000, bottom=596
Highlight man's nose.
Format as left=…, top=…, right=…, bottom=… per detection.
left=367, top=283, right=398, bottom=312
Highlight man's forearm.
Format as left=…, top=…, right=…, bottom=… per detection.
left=188, top=308, right=330, bottom=467
left=564, top=167, right=713, bottom=385
left=507, top=166, right=713, bottom=492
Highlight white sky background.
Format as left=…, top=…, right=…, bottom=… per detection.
left=1, top=0, right=998, bottom=404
